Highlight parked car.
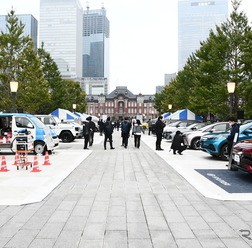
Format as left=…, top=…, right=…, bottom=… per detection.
left=0, top=113, right=56, bottom=154
left=200, top=122, right=252, bottom=161
left=163, top=121, right=197, bottom=140
left=229, top=139, right=252, bottom=172
left=169, top=122, right=209, bottom=140
left=36, top=115, right=79, bottom=142
left=183, top=122, right=230, bottom=150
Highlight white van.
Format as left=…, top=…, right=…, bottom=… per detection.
left=36, top=115, right=79, bottom=142
left=0, top=113, right=57, bottom=154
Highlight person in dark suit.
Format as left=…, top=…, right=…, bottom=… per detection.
left=227, top=116, right=240, bottom=158
left=155, top=116, right=166, bottom=150
left=171, top=131, right=186, bottom=155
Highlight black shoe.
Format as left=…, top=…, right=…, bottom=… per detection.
left=84, top=148, right=89, bottom=150
left=178, top=152, right=183, bottom=155
left=104, top=147, right=107, bottom=150
left=111, top=147, right=115, bottom=150
left=173, top=151, right=176, bottom=154
left=159, top=148, right=164, bottom=151
left=124, top=146, right=127, bottom=149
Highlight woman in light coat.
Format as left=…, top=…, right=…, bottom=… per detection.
left=132, top=119, right=145, bottom=148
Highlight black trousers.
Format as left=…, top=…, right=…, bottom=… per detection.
left=134, top=135, right=141, bottom=148
left=122, top=133, right=129, bottom=147
left=104, top=134, right=113, bottom=149
left=156, top=133, right=162, bottom=149
left=83, top=134, right=89, bottom=149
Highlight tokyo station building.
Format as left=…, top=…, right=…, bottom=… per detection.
left=85, top=86, right=158, bottom=121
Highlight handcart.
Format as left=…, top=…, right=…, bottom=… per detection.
left=15, top=131, right=33, bottom=170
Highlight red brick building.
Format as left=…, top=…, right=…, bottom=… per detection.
left=86, top=86, right=158, bottom=121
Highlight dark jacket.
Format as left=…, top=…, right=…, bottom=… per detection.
left=155, top=119, right=166, bottom=134
left=121, top=121, right=131, bottom=134
left=227, top=123, right=240, bottom=143
left=171, top=133, right=185, bottom=150
left=103, top=121, right=114, bottom=135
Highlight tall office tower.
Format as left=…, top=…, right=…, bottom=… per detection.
left=0, top=14, right=38, bottom=49
left=39, top=0, right=83, bottom=81
left=82, top=7, right=110, bottom=95
left=178, top=0, right=228, bottom=71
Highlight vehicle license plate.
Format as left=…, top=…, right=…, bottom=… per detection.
left=234, top=154, right=240, bottom=163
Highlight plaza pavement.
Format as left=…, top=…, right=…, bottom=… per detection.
left=0, top=131, right=252, bottom=247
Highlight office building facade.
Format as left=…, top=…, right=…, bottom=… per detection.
left=39, top=0, right=83, bottom=81
left=82, top=7, right=110, bottom=95
left=178, top=0, right=228, bottom=70
left=0, top=14, right=38, bottom=49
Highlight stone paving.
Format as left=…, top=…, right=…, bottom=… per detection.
left=0, top=131, right=252, bottom=248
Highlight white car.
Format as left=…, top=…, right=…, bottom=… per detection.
left=163, top=121, right=198, bottom=140
left=169, top=122, right=209, bottom=140
left=183, top=122, right=230, bottom=149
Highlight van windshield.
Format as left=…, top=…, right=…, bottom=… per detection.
left=30, top=116, right=47, bottom=129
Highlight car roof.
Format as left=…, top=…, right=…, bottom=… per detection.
left=0, top=113, right=35, bottom=117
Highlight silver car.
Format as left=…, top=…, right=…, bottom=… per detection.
left=163, top=121, right=196, bottom=140
left=169, top=122, right=209, bottom=140
left=183, top=122, right=230, bottom=149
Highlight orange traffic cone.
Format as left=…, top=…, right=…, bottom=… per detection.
left=13, top=152, right=20, bottom=165
left=0, top=156, right=9, bottom=172
left=30, top=156, right=41, bottom=172
left=42, top=151, right=51, bottom=165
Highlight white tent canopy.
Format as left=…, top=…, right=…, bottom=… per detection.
left=51, top=108, right=79, bottom=121
left=164, top=109, right=203, bottom=121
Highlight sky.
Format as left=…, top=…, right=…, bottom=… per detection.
left=1, top=0, right=252, bottom=95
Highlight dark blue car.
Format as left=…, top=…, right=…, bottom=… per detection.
left=200, top=122, right=252, bottom=160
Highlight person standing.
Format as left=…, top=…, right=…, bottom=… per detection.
left=227, top=117, right=240, bottom=158
left=103, top=117, right=115, bottom=150
left=171, top=131, right=186, bottom=155
left=86, top=116, right=96, bottom=146
left=147, top=119, right=152, bottom=135
left=155, top=115, right=166, bottom=150
left=83, top=119, right=90, bottom=150
left=98, top=119, right=104, bottom=136
left=121, top=117, right=132, bottom=148
left=132, top=119, right=145, bottom=148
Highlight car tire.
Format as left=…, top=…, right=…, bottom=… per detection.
left=61, top=131, right=74, bottom=142
left=34, top=141, right=46, bottom=155
left=220, top=143, right=229, bottom=161
left=191, top=137, right=201, bottom=150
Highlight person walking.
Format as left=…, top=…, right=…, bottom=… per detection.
left=171, top=131, right=186, bottom=155
left=132, top=119, right=145, bottom=148
left=155, top=115, right=166, bottom=150
left=121, top=117, right=132, bottom=148
left=115, top=120, right=120, bottom=131
left=147, top=119, right=152, bottom=135
left=227, top=116, right=240, bottom=158
left=103, top=117, right=115, bottom=150
left=86, top=116, right=96, bottom=146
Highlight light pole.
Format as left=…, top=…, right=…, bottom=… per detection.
left=168, top=104, right=172, bottom=112
left=10, top=81, right=18, bottom=113
left=227, top=82, right=236, bottom=116
left=72, top=104, right=76, bottom=112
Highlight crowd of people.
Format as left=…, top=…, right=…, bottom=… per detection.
left=82, top=116, right=240, bottom=161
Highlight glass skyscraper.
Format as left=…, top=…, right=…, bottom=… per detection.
left=0, top=14, right=38, bottom=49
left=178, top=0, right=228, bottom=71
left=82, top=7, right=110, bottom=94
left=39, top=0, right=83, bottom=81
